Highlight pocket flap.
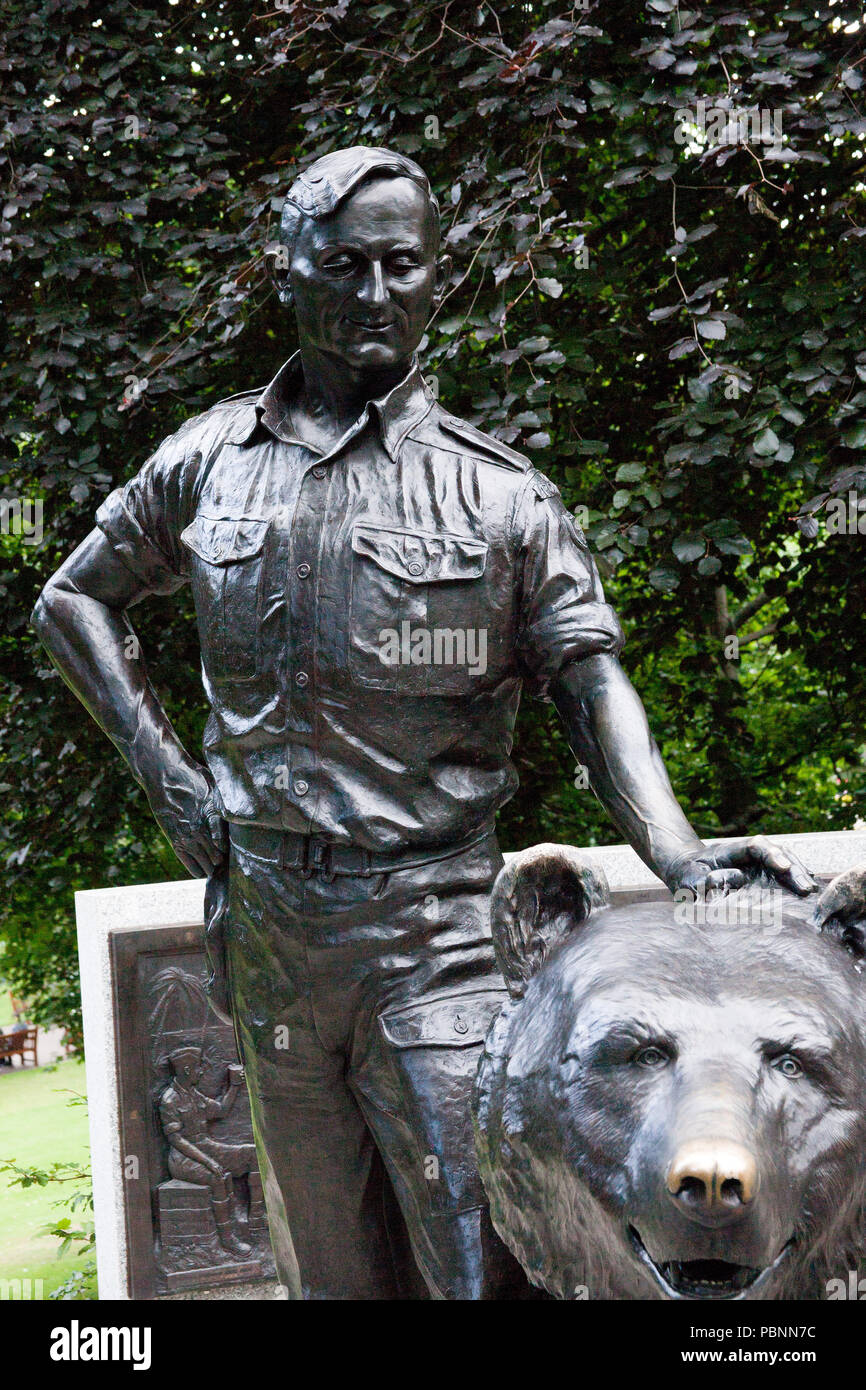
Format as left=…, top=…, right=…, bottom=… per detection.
left=352, top=524, right=487, bottom=584
left=378, top=986, right=507, bottom=1049
left=181, top=514, right=269, bottom=565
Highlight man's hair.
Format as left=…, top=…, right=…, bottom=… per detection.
left=279, top=145, right=440, bottom=256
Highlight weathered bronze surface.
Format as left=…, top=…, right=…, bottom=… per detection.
left=475, top=852, right=866, bottom=1301
left=111, top=924, right=274, bottom=1297
left=34, top=146, right=821, bottom=1299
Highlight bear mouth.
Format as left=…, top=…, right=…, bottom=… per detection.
left=628, top=1226, right=792, bottom=1300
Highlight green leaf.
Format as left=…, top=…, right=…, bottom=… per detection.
left=753, top=427, right=780, bottom=457
left=649, top=566, right=680, bottom=593
left=536, top=278, right=563, bottom=299
left=673, top=534, right=705, bottom=564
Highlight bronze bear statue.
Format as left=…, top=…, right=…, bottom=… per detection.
left=473, top=846, right=866, bottom=1301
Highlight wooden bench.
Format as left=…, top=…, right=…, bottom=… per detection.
left=0, top=1027, right=38, bottom=1066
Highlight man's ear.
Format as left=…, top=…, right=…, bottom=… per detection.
left=431, top=253, right=452, bottom=312
left=814, top=866, right=866, bottom=960
left=265, top=240, right=293, bottom=307
left=490, top=844, right=610, bottom=998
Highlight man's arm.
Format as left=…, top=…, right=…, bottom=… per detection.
left=552, top=653, right=815, bottom=897
left=31, top=528, right=225, bottom=877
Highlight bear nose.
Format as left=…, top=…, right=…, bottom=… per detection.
left=666, top=1140, right=759, bottom=1220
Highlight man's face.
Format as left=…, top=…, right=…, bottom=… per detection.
left=287, top=176, right=447, bottom=373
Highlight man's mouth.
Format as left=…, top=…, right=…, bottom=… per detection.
left=344, top=317, right=395, bottom=332
left=628, top=1225, right=792, bottom=1300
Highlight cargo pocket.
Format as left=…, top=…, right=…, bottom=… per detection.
left=372, top=985, right=508, bottom=1214
left=181, top=514, right=269, bottom=683
left=348, top=523, right=488, bottom=694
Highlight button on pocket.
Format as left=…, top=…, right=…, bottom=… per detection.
left=374, top=986, right=509, bottom=1214
left=348, top=523, right=488, bottom=695
left=181, top=514, right=270, bottom=684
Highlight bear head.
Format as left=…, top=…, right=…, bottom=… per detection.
left=473, top=845, right=866, bottom=1301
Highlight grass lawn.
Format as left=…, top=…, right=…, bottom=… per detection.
left=0, top=1057, right=93, bottom=1298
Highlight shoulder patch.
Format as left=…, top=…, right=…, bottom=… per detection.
left=528, top=469, right=561, bottom=501
left=437, top=413, right=530, bottom=472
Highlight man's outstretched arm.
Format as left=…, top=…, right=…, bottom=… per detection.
left=31, top=528, right=225, bottom=878
left=551, top=653, right=815, bottom=897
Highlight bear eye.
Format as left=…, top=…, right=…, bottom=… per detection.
left=772, top=1053, right=803, bottom=1080
left=633, top=1045, right=670, bottom=1069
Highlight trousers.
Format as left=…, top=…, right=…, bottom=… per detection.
left=223, top=826, right=529, bottom=1299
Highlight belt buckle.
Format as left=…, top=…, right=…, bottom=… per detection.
left=296, top=836, right=315, bottom=879
left=309, top=838, right=335, bottom=883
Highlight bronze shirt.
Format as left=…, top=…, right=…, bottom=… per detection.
left=95, top=354, right=624, bottom=851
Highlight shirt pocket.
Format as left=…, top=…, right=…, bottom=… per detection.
left=180, top=514, right=270, bottom=684
left=348, top=523, right=488, bottom=695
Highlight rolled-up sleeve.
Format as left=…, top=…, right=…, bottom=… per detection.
left=95, top=430, right=192, bottom=597
left=513, top=470, right=624, bottom=699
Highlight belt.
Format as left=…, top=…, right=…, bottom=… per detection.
left=228, top=819, right=497, bottom=881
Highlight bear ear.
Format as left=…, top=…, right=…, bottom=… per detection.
left=490, top=843, right=610, bottom=998
left=814, top=867, right=866, bottom=961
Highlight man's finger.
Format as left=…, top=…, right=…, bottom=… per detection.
left=191, top=833, right=223, bottom=875
left=703, top=868, right=746, bottom=900
left=175, top=846, right=208, bottom=878
left=748, top=840, right=817, bottom=896
left=206, top=813, right=229, bottom=855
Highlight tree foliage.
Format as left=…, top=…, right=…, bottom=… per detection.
left=1, top=0, right=864, bottom=1036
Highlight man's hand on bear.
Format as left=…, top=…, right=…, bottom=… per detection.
left=665, top=836, right=817, bottom=899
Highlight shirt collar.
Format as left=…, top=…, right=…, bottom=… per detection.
left=224, top=350, right=435, bottom=461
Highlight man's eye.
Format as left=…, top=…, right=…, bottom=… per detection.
left=322, top=256, right=355, bottom=274
left=772, top=1053, right=803, bottom=1080
left=633, top=1045, right=669, bottom=1069
left=388, top=257, right=418, bottom=274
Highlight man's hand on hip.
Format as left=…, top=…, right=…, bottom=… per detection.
left=147, top=760, right=228, bottom=877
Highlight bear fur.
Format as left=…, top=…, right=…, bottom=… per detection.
left=473, top=847, right=866, bottom=1301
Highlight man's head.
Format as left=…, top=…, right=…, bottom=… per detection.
left=168, top=1045, right=203, bottom=1084
left=271, top=147, right=450, bottom=374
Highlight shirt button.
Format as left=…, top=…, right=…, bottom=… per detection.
left=296, top=671, right=309, bottom=688
left=296, top=563, right=311, bottom=579
left=312, top=466, right=326, bottom=479
left=408, top=561, right=424, bottom=576
left=293, top=778, right=309, bottom=796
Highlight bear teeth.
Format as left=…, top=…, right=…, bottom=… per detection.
left=664, top=1259, right=759, bottom=1296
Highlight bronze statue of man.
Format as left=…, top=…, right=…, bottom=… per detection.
left=33, top=146, right=815, bottom=1300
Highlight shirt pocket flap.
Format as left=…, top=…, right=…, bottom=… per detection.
left=352, top=524, right=488, bottom=584
left=378, top=987, right=508, bottom=1049
left=180, top=514, right=269, bottom=565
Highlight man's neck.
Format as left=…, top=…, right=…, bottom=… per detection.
left=291, top=344, right=412, bottom=452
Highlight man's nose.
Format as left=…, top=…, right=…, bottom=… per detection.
left=357, top=261, right=388, bottom=306
left=666, top=1139, right=759, bottom=1222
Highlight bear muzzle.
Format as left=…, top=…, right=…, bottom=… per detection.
left=666, top=1138, right=759, bottom=1224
